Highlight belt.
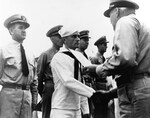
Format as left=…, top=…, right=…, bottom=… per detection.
left=3, top=83, right=30, bottom=90
left=116, top=72, right=150, bottom=88
left=44, top=79, right=53, bottom=83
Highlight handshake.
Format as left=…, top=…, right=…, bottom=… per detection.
left=90, top=88, right=117, bottom=105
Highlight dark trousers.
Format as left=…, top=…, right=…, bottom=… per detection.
left=42, top=82, right=54, bottom=118
left=93, top=82, right=115, bottom=118
left=94, top=101, right=108, bottom=118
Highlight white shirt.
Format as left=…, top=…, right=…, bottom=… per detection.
left=0, top=40, right=36, bottom=85
left=51, top=46, right=95, bottom=110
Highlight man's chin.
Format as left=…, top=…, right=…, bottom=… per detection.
left=19, top=38, right=25, bottom=43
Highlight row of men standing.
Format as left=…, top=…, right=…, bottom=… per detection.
left=1, top=0, right=150, bottom=118
left=0, top=13, right=115, bottom=118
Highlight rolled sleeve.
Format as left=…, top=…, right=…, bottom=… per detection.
left=103, top=16, right=139, bottom=75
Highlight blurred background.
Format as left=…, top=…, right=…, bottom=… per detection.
left=0, top=0, right=149, bottom=58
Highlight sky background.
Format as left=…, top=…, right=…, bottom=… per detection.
left=0, top=0, right=149, bottom=58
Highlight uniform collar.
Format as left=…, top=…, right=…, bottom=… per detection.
left=10, top=40, right=21, bottom=47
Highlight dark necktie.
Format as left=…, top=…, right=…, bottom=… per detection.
left=102, top=56, right=105, bottom=63
left=20, top=44, right=29, bottom=76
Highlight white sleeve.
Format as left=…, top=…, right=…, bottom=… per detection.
left=80, top=96, right=89, bottom=114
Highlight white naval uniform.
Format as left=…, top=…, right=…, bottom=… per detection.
left=50, top=46, right=95, bottom=118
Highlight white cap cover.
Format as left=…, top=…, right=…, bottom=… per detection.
left=59, top=26, right=79, bottom=37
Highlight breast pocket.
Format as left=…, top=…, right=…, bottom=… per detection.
left=5, top=57, right=18, bottom=79
left=6, top=57, right=16, bottom=67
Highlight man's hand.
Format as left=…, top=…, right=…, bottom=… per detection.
left=82, top=64, right=97, bottom=75
left=90, top=88, right=118, bottom=105
left=95, top=64, right=106, bottom=77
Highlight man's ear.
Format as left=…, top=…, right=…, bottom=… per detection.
left=116, top=7, right=120, bottom=18
left=62, top=37, right=65, bottom=43
left=8, top=27, right=14, bottom=35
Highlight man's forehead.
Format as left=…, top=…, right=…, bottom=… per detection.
left=11, top=22, right=26, bottom=28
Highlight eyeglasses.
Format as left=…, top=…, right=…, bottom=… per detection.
left=70, top=34, right=80, bottom=38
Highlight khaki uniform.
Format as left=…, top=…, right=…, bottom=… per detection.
left=91, top=52, right=114, bottom=118
left=0, top=40, right=38, bottom=118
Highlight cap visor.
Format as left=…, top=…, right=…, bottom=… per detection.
left=11, top=20, right=30, bottom=28
left=104, top=8, right=112, bottom=17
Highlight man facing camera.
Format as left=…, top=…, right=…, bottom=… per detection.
left=76, top=30, right=90, bottom=59
left=90, top=36, right=115, bottom=118
left=0, top=14, right=38, bottom=118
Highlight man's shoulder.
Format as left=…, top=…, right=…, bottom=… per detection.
left=39, top=48, right=51, bottom=57
left=52, top=51, right=65, bottom=60
left=53, top=51, right=70, bottom=58
left=90, top=54, right=99, bottom=60
left=52, top=50, right=79, bottom=62
left=51, top=51, right=72, bottom=67
left=90, top=56, right=98, bottom=60
left=90, top=56, right=98, bottom=61
left=25, top=48, right=35, bottom=60
left=0, top=42, right=13, bottom=50
left=90, top=53, right=102, bottom=64
left=118, top=14, right=139, bottom=26
left=0, top=43, right=16, bottom=58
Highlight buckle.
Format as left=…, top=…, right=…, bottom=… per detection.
left=22, top=85, right=30, bottom=90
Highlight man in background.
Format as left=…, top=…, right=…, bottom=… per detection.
left=76, top=30, right=94, bottom=87
left=90, top=36, right=114, bottom=118
left=76, top=30, right=90, bottom=59
left=76, top=30, right=94, bottom=118
left=37, top=25, right=63, bottom=118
